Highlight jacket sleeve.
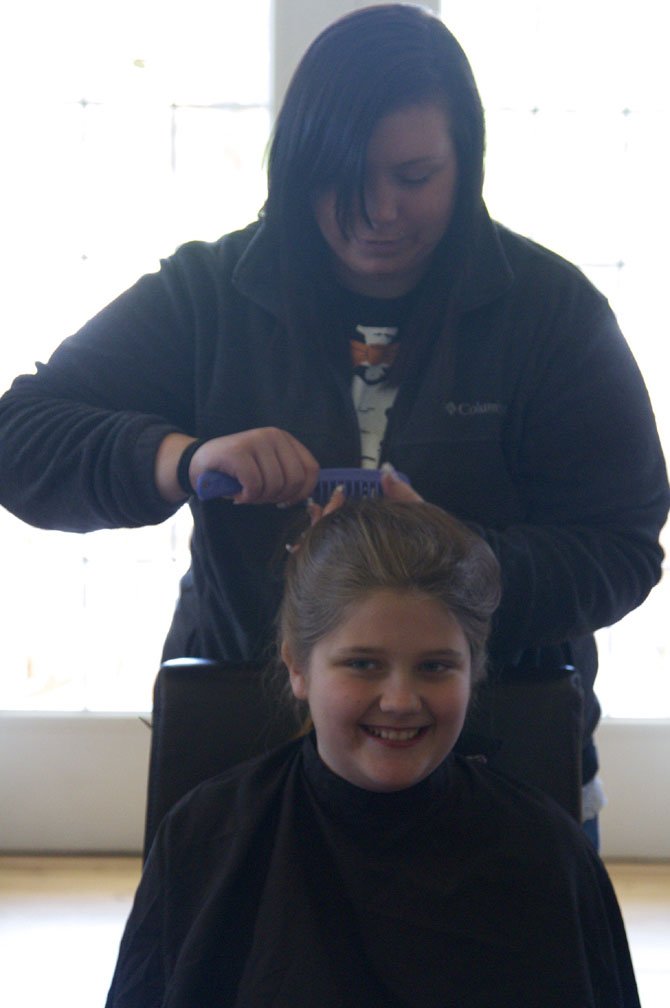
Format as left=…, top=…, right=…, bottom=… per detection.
left=474, top=279, right=669, bottom=667
left=0, top=249, right=207, bottom=531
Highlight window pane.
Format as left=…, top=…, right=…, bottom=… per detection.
left=0, top=0, right=272, bottom=712
left=441, top=0, right=669, bottom=717
left=171, top=106, right=271, bottom=243
left=0, top=511, right=193, bottom=712
left=2, top=0, right=271, bottom=107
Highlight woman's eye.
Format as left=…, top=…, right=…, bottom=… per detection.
left=398, top=174, right=430, bottom=188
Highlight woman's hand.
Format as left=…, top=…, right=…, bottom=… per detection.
left=156, top=428, right=319, bottom=506
left=380, top=464, right=424, bottom=502
left=303, top=465, right=424, bottom=530
left=304, top=483, right=346, bottom=529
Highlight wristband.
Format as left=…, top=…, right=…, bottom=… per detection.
left=177, top=439, right=207, bottom=495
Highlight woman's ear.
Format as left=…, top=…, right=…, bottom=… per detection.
left=281, top=640, right=308, bottom=701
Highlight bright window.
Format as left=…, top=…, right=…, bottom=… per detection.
left=441, top=0, right=669, bottom=716
left=0, top=0, right=272, bottom=711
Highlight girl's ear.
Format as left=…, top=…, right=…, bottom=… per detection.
left=281, top=640, right=308, bottom=701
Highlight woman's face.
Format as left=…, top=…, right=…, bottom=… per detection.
left=312, top=102, right=458, bottom=298
left=285, top=589, right=471, bottom=792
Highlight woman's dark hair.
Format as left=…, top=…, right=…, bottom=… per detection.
left=278, top=500, right=501, bottom=700
left=263, top=3, right=486, bottom=383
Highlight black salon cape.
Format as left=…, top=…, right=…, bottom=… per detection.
left=107, top=737, right=639, bottom=1008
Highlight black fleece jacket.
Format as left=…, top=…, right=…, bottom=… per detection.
left=0, top=210, right=667, bottom=776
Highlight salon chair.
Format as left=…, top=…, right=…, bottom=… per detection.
left=143, top=658, right=301, bottom=859
left=143, top=659, right=583, bottom=860
left=457, top=668, right=584, bottom=821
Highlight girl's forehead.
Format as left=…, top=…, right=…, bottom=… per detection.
left=325, top=589, right=463, bottom=640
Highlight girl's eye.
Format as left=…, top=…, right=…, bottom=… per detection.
left=343, top=658, right=381, bottom=675
left=419, top=661, right=456, bottom=678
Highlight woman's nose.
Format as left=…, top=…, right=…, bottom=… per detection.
left=364, top=179, right=399, bottom=228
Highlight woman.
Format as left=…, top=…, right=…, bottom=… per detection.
left=0, top=5, right=667, bottom=839
left=106, top=499, right=640, bottom=1007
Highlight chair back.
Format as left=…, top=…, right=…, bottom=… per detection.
left=143, top=658, right=300, bottom=857
left=461, top=668, right=584, bottom=822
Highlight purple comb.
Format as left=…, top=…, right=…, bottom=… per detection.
left=195, top=467, right=410, bottom=504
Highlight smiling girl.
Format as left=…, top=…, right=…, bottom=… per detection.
left=107, top=499, right=640, bottom=1007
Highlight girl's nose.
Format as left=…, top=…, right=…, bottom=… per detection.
left=378, top=675, right=422, bottom=714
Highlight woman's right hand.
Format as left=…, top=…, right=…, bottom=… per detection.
left=157, top=428, right=320, bottom=506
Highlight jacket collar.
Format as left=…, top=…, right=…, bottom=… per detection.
left=232, top=204, right=514, bottom=319
left=457, top=204, right=515, bottom=313
left=231, top=220, right=284, bottom=317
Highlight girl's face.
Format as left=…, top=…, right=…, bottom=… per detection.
left=312, top=102, right=458, bottom=298
left=284, top=589, right=471, bottom=792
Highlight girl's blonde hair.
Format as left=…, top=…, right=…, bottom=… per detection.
left=278, top=500, right=501, bottom=692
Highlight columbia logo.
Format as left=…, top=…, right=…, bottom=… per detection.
left=444, top=401, right=505, bottom=417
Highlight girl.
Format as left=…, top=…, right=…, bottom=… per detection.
left=107, top=499, right=640, bottom=1007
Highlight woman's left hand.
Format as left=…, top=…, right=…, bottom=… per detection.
left=303, top=467, right=424, bottom=536
left=380, top=465, right=424, bottom=502
left=305, top=483, right=346, bottom=527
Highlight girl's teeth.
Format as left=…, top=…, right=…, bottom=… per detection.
left=368, top=726, right=421, bottom=741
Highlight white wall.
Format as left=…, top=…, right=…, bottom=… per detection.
left=0, top=714, right=150, bottom=853
left=595, top=721, right=670, bottom=859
